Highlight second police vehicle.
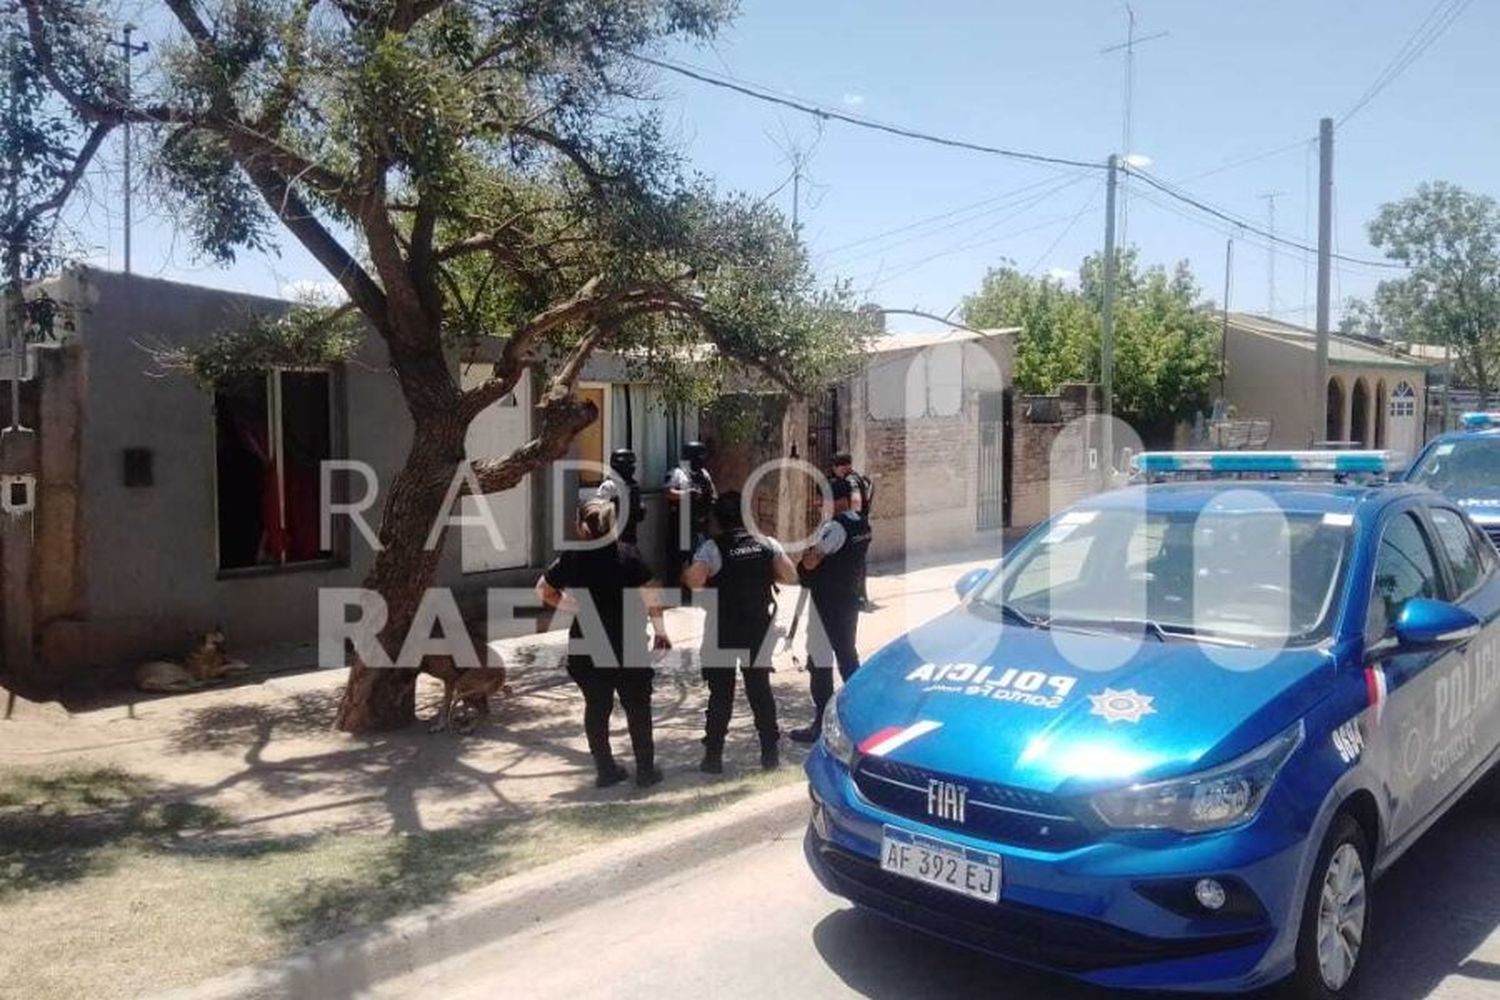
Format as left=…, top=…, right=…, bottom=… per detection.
left=804, top=450, right=1500, bottom=998
left=1405, top=411, right=1500, bottom=547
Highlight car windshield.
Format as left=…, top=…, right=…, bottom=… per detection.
left=974, top=506, right=1352, bottom=646
left=1408, top=437, right=1500, bottom=499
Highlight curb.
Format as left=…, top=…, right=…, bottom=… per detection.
left=159, top=779, right=811, bottom=1000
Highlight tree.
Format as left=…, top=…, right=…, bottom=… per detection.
left=962, top=250, right=1218, bottom=441
left=23, top=0, right=870, bottom=731
left=1342, top=182, right=1500, bottom=405
left=2, top=2, right=116, bottom=349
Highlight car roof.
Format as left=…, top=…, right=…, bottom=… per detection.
left=1079, top=480, right=1433, bottom=517
left=1424, top=427, right=1500, bottom=448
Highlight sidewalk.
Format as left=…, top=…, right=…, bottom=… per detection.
left=0, top=552, right=992, bottom=999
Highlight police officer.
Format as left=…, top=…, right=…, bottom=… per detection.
left=595, top=448, right=645, bottom=546
left=683, top=492, right=798, bottom=772
left=665, top=440, right=716, bottom=579
left=789, top=476, right=872, bottom=743
left=831, top=452, right=876, bottom=611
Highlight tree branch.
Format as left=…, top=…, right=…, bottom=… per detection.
left=467, top=322, right=617, bottom=494
left=13, top=122, right=113, bottom=231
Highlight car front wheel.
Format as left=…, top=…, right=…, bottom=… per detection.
left=1291, top=813, right=1372, bottom=1000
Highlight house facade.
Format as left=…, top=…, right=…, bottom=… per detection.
left=1221, top=313, right=1433, bottom=455
left=8, top=269, right=701, bottom=687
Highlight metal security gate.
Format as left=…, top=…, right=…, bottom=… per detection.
left=806, top=386, right=840, bottom=533
left=977, top=390, right=1009, bottom=530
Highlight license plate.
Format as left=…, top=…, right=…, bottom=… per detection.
left=880, top=825, right=1001, bottom=903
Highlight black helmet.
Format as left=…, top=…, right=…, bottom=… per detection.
left=682, top=440, right=708, bottom=461
left=609, top=448, right=637, bottom=478
left=714, top=491, right=745, bottom=530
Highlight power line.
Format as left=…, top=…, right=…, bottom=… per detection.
left=813, top=173, right=1078, bottom=260
left=819, top=173, right=1090, bottom=267
left=1026, top=180, right=1104, bottom=275
left=1337, top=0, right=1476, bottom=126
left=856, top=177, right=1097, bottom=289
left=1177, top=136, right=1314, bottom=185
left=631, top=54, right=1105, bottom=171
left=1126, top=168, right=1408, bottom=270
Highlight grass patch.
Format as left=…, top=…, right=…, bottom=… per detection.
left=0, top=765, right=799, bottom=999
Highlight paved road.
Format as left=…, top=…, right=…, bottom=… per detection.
left=384, top=783, right=1500, bottom=1000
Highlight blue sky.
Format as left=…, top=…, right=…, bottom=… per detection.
left=71, top=0, right=1497, bottom=332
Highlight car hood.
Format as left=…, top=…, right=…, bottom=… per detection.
left=839, top=608, right=1333, bottom=794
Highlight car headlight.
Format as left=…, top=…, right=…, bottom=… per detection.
left=1091, top=721, right=1304, bottom=834
left=821, top=692, right=855, bottom=767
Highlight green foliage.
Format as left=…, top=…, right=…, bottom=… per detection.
left=963, top=249, right=1220, bottom=432
left=157, top=303, right=362, bottom=390
left=1342, top=181, right=1500, bottom=402
left=2, top=2, right=117, bottom=281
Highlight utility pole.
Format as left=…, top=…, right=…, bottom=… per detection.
left=791, top=165, right=800, bottom=234
left=3, top=26, right=23, bottom=431
left=1258, top=192, right=1284, bottom=315
left=1101, top=154, right=1119, bottom=474
left=1315, top=117, right=1333, bottom=442
left=1100, top=6, right=1166, bottom=245
left=1220, top=238, right=1233, bottom=399
left=114, top=24, right=148, bottom=274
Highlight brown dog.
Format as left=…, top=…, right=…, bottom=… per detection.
left=423, top=652, right=511, bottom=734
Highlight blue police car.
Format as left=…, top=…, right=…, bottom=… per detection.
left=1405, top=412, right=1500, bottom=549
left=804, top=451, right=1500, bottom=998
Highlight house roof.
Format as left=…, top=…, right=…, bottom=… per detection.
left=1226, top=312, right=1429, bottom=369
left=868, top=327, right=1017, bottom=354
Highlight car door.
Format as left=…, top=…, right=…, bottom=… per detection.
left=1414, top=506, right=1500, bottom=807
left=1360, top=507, right=1459, bottom=845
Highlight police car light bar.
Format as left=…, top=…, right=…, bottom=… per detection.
left=1131, top=450, right=1396, bottom=476
left=1460, top=412, right=1500, bottom=431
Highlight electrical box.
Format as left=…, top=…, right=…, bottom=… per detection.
left=1, top=474, right=36, bottom=515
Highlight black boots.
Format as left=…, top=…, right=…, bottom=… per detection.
left=760, top=735, right=781, bottom=770
left=700, top=746, right=724, bottom=774
left=594, top=758, right=630, bottom=788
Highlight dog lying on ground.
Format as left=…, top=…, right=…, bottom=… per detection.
left=134, top=627, right=251, bottom=693
left=423, top=650, right=512, bottom=734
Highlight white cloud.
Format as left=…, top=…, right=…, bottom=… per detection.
left=1046, top=267, right=1078, bottom=284
left=841, top=93, right=865, bottom=107
left=281, top=279, right=349, bottom=304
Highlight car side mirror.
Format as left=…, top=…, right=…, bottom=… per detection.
left=1392, top=598, right=1481, bottom=650
left=954, top=568, right=989, bottom=601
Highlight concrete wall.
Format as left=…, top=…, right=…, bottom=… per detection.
left=1222, top=327, right=1320, bottom=449
left=37, top=269, right=480, bottom=672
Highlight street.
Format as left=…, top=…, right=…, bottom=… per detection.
left=381, top=780, right=1500, bottom=1000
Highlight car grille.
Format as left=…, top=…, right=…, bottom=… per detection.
left=1483, top=524, right=1500, bottom=549
left=852, top=756, right=1094, bottom=850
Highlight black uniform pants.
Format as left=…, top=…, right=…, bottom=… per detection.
left=702, top=649, right=778, bottom=750
left=809, top=600, right=860, bottom=722
left=567, top=658, right=654, bottom=771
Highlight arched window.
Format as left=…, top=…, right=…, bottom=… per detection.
left=1350, top=378, right=1370, bottom=446
left=1374, top=380, right=1387, bottom=447
left=1326, top=377, right=1346, bottom=442
left=1390, top=381, right=1416, bottom=418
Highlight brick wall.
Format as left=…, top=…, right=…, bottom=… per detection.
left=1010, top=383, right=1106, bottom=527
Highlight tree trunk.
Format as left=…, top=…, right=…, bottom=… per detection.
left=334, top=416, right=465, bottom=733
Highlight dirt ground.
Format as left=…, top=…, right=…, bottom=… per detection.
left=0, top=556, right=990, bottom=999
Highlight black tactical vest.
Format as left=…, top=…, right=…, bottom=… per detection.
left=615, top=477, right=645, bottom=544
left=810, top=511, right=872, bottom=611
left=707, top=528, right=776, bottom=651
